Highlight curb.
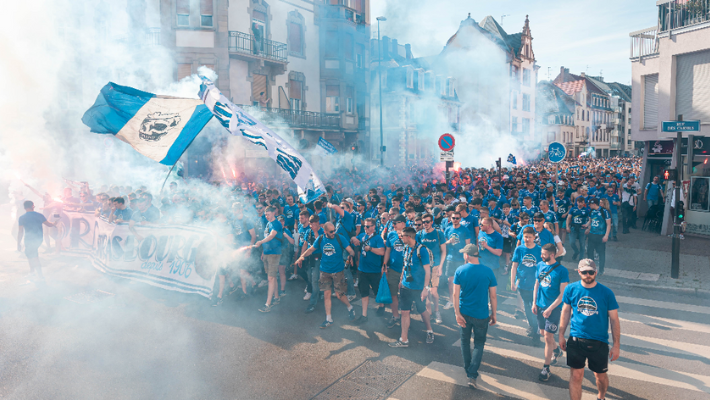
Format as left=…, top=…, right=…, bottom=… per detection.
left=600, top=278, right=710, bottom=296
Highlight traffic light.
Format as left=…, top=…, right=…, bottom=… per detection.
left=663, top=168, right=677, bottom=182
left=350, top=145, right=359, bottom=153
left=496, top=158, right=502, bottom=169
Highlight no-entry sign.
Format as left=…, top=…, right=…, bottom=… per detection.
left=438, top=134, right=455, bottom=152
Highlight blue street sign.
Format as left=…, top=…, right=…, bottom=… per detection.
left=548, top=142, right=566, bottom=163
left=662, top=120, right=700, bottom=132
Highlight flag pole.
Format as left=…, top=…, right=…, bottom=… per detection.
left=159, top=161, right=178, bottom=198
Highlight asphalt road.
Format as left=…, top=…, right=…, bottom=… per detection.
left=2, top=235, right=710, bottom=400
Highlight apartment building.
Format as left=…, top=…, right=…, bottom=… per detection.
left=630, top=0, right=710, bottom=235
left=536, top=81, right=576, bottom=158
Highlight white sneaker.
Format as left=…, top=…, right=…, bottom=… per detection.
left=303, top=292, right=312, bottom=301
left=354, top=278, right=359, bottom=287
left=258, top=280, right=268, bottom=288
left=304, top=286, right=308, bottom=293
left=288, top=274, right=298, bottom=281
left=347, top=294, right=357, bottom=302
left=435, top=310, right=442, bottom=324
left=443, top=301, right=454, bottom=310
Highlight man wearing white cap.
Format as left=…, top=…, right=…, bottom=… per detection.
left=559, top=259, right=621, bottom=400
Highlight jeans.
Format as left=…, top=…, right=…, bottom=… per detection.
left=518, top=289, right=538, bottom=336
left=344, top=265, right=356, bottom=296
left=610, top=213, right=619, bottom=238
left=460, top=314, right=490, bottom=379
left=587, top=234, right=606, bottom=273
left=648, top=198, right=659, bottom=208
left=298, top=257, right=312, bottom=293
left=308, top=258, right=321, bottom=307
left=569, top=226, right=586, bottom=259
left=621, top=202, right=635, bottom=233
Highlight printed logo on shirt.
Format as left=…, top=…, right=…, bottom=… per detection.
left=577, top=296, right=599, bottom=316
left=522, top=254, right=537, bottom=268
left=393, top=239, right=405, bottom=253
left=540, top=273, right=552, bottom=288
left=323, top=243, right=336, bottom=257
left=449, top=233, right=460, bottom=245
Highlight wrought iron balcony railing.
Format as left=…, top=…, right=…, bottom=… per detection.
left=228, top=31, right=288, bottom=63
left=238, top=105, right=340, bottom=129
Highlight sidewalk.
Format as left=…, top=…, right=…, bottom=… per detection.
left=560, top=228, right=710, bottom=293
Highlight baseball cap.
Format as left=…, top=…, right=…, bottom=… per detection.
left=546, top=183, right=554, bottom=188
left=588, top=197, right=600, bottom=205
left=392, top=215, right=407, bottom=223
left=578, top=259, right=598, bottom=272
left=459, top=243, right=480, bottom=257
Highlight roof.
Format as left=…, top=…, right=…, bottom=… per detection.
left=538, top=81, right=575, bottom=116
left=556, top=80, right=585, bottom=96
left=445, top=14, right=527, bottom=58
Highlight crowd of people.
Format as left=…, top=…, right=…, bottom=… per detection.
left=15, top=156, right=644, bottom=399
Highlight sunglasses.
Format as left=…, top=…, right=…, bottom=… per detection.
left=423, top=220, right=432, bottom=224
left=414, top=224, right=422, bottom=227
left=533, top=219, right=544, bottom=222
left=579, top=270, right=596, bottom=276
left=451, top=217, right=461, bottom=220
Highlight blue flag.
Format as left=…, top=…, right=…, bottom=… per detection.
left=81, top=82, right=213, bottom=165
left=507, top=153, right=517, bottom=165
left=316, top=137, right=337, bottom=156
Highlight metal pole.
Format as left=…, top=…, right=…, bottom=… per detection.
left=671, top=115, right=682, bottom=279
left=378, top=20, right=384, bottom=167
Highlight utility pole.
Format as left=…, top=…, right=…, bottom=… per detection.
left=671, top=115, right=682, bottom=279
left=377, top=17, right=387, bottom=167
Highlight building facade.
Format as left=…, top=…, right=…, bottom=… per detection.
left=536, top=81, right=576, bottom=157
left=630, top=0, right=710, bottom=235
left=159, top=0, right=371, bottom=174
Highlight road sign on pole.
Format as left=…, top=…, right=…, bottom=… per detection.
left=440, top=150, right=454, bottom=162
left=548, top=142, right=567, bottom=163
left=438, top=134, right=455, bottom=152
left=662, top=120, right=700, bottom=132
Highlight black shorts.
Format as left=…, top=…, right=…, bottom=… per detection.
left=502, top=237, right=514, bottom=253
left=566, top=337, right=610, bottom=373
left=446, top=259, right=463, bottom=277
left=358, top=271, right=381, bottom=298
left=399, top=287, right=426, bottom=314
left=536, top=306, right=562, bottom=333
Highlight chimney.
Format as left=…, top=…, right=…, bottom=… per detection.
left=382, top=36, right=391, bottom=60
left=392, top=38, right=399, bottom=58
left=405, top=43, right=413, bottom=59
left=580, top=72, right=586, bottom=78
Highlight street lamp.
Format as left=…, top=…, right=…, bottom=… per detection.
left=377, top=16, right=386, bottom=166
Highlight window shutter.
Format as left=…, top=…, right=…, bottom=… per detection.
left=177, top=64, right=192, bottom=80
left=643, top=74, right=659, bottom=129
left=177, top=0, right=189, bottom=14
left=289, top=80, right=302, bottom=100
left=676, top=50, right=710, bottom=123
left=200, top=0, right=212, bottom=15
left=289, top=23, right=302, bottom=54
left=252, top=74, right=267, bottom=99
left=326, top=85, right=339, bottom=97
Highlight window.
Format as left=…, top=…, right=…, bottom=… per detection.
left=512, top=91, right=518, bottom=109
left=447, top=78, right=455, bottom=97
left=522, top=94, right=530, bottom=112
left=344, top=34, right=354, bottom=61
left=326, top=85, right=340, bottom=113
left=522, top=118, right=530, bottom=134
left=289, top=79, right=302, bottom=111
left=252, top=10, right=266, bottom=45
left=577, top=109, right=579, bottom=119
left=512, top=117, right=519, bottom=133
left=346, top=86, right=353, bottom=113
left=576, top=127, right=579, bottom=138
left=177, top=63, right=192, bottom=80
left=355, top=44, right=364, bottom=68
left=586, top=110, right=589, bottom=121
left=325, top=30, right=338, bottom=58
left=425, top=72, right=434, bottom=91
left=177, top=0, right=189, bottom=26
left=522, top=69, right=530, bottom=86
left=676, top=50, right=710, bottom=123
left=406, top=68, right=414, bottom=89
left=416, top=69, right=424, bottom=91
left=200, top=0, right=213, bottom=27
left=548, top=115, right=555, bottom=124
left=288, top=22, right=303, bottom=55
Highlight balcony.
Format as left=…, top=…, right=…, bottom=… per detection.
left=323, top=0, right=366, bottom=24
left=237, top=105, right=341, bottom=130
left=146, top=27, right=160, bottom=46
left=228, top=31, right=288, bottom=64
left=629, top=26, right=658, bottom=59
left=659, top=0, right=710, bottom=33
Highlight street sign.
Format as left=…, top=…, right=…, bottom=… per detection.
left=548, top=141, right=567, bottom=163
left=438, top=133, right=455, bottom=152
left=440, top=150, right=454, bottom=162
left=662, top=120, right=700, bottom=132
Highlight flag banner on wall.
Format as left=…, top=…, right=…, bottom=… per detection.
left=81, top=82, right=213, bottom=165
left=198, top=77, right=325, bottom=204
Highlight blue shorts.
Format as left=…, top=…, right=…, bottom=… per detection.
left=537, top=306, right=562, bottom=333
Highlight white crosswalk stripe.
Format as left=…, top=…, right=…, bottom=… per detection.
left=390, top=290, right=710, bottom=399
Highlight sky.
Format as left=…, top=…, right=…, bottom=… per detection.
left=371, top=0, right=658, bottom=85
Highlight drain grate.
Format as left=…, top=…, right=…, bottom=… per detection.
left=312, top=361, right=414, bottom=400
left=65, top=289, right=115, bottom=304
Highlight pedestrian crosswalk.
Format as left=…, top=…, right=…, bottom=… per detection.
left=387, top=290, right=710, bottom=400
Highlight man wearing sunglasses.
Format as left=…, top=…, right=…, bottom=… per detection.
left=443, top=212, right=471, bottom=310
left=517, top=212, right=555, bottom=249
left=559, top=259, right=620, bottom=400
left=382, top=214, right=408, bottom=328
left=296, top=222, right=355, bottom=328
left=351, top=218, right=386, bottom=324
left=416, top=213, right=447, bottom=324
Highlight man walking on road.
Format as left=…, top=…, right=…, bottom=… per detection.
left=559, top=259, right=621, bottom=400
left=532, top=243, right=569, bottom=382
left=17, top=200, right=56, bottom=282
left=453, top=244, right=497, bottom=389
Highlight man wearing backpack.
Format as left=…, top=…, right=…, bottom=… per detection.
left=253, top=206, right=283, bottom=313
left=389, top=227, right=435, bottom=347
left=296, top=222, right=356, bottom=328
left=351, top=218, right=386, bottom=324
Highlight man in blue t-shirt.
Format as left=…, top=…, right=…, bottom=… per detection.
left=296, top=222, right=356, bottom=328
left=254, top=206, right=283, bottom=312
left=17, top=200, right=56, bottom=282
left=477, top=217, right=503, bottom=270
left=517, top=212, right=555, bottom=248
left=510, top=226, right=542, bottom=343
left=644, top=175, right=664, bottom=208
left=301, top=215, right=325, bottom=312
left=453, top=244, right=497, bottom=388
left=566, top=197, right=590, bottom=260
left=351, top=218, right=385, bottom=323
left=443, top=212, right=471, bottom=310
left=388, top=228, right=435, bottom=348
left=532, top=243, right=569, bottom=382
left=416, top=213, right=447, bottom=324
left=600, top=186, right=620, bottom=241
left=586, top=198, right=611, bottom=275
left=382, top=214, right=408, bottom=328
left=282, top=194, right=299, bottom=232
left=560, top=259, right=620, bottom=400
